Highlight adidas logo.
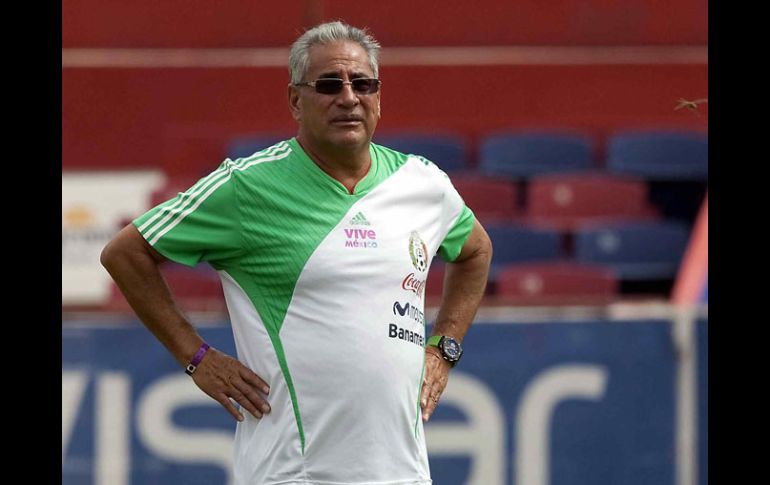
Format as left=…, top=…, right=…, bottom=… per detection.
left=350, top=212, right=370, bottom=225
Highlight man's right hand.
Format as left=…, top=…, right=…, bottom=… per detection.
left=101, top=225, right=272, bottom=422
left=190, top=348, right=272, bottom=422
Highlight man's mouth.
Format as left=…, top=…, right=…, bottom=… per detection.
left=331, top=116, right=364, bottom=124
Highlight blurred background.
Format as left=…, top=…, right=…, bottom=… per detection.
left=62, top=1, right=707, bottom=484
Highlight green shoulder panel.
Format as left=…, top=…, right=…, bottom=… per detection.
left=438, top=205, right=476, bottom=262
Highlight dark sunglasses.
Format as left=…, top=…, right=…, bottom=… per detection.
left=294, top=78, right=381, bottom=95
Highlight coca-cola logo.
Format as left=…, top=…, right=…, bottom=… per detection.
left=401, top=273, right=426, bottom=298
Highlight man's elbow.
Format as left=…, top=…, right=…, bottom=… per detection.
left=100, top=225, right=138, bottom=272
left=455, top=222, right=493, bottom=266
left=100, top=236, right=122, bottom=273
left=476, top=232, right=493, bottom=268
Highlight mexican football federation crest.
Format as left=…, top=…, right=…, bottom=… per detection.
left=409, top=231, right=428, bottom=272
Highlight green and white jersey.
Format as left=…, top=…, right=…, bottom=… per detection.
left=134, top=138, right=475, bottom=485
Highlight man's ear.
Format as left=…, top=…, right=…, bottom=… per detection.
left=288, top=85, right=301, bottom=121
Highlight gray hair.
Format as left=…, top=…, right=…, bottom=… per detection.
left=289, top=21, right=381, bottom=84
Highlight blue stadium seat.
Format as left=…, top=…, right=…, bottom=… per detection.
left=574, top=220, right=691, bottom=280
left=606, top=130, right=708, bottom=181
left=227, top=133, right=292, bottom=159
left=478, top=131, right=595, bottom=179
left=484, top=224, right=563, bottom=277
left=373, top=133, right=467, bottom=172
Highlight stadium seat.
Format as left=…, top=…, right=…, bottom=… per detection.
left=227, top=133, right=293, bottom=159
left=373, top=133, right=468, bottom=172
left=485, top=224, right=564, bottom=277
left=451, top=175, right=520, bottom=223
left=494, top=262, right=619, bottom=305
left=606, top=130, right=708, bottom=181
left=525, top=172, right=659, bottom=230
left=573, top=220, right=691, bottom=280
left=478, top=131, right=595, bottom=179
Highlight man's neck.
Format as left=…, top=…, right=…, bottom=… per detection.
left=296, top=136, right=372, bottom=194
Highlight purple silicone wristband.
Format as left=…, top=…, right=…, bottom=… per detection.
left=191, top=342, right=210, bottom=366
left=185, top=342, right=210, bottom=376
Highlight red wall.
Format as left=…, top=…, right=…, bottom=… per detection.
left=62, top=1, right=708, bottom=174
left=63, top=64, right=708, bottom=174
left=63, top=0, right=707, bottom=47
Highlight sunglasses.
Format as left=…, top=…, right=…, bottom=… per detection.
left=294, top=78, right=381, bottom=95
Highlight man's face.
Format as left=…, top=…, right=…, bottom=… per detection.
left=289, top=41, right=381, bottom=153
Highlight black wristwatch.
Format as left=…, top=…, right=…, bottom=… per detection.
left=427, top=335, right=463, bottom=367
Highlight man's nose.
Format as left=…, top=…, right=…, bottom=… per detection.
left=335, top=83, right=360, bottom=107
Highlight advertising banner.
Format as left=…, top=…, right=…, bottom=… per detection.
left=62, top=318, right=706, bottom=485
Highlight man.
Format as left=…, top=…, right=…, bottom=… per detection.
left=101, top=21, right=492, bottom=485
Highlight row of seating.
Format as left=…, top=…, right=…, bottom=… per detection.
left=425, top=261, right=620, bottom=306
left=227, top=129, right=708, bottom=181
left=453, top=172, right=660, bottom=229
left=425, top=217, right=689, bottom=303
left=474, top=220, right=689, bottom=281
left=103, top=218, right=689, bottom=311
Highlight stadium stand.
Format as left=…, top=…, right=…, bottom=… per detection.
left=524, top=172, right=659, bottom=230
left=451, top=175, right=520, bottom=224
left=573, top=220, right=691, bottom=281
left=485, top=224, right=564, bottom=277
left=372, top=133, right=468, bottom=172
left=606, top=129, right=707, bottom=222
left=606, top=129, right=708, bottom=181
left=478, top=131, right=596, bottom=179
left=495, top=261, right=619, bottom=305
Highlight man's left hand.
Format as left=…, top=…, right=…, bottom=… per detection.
left=419, top=346, right=451, bottom=422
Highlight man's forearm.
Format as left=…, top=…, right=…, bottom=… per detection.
left=101, top=225, right=204, bottom=367
left=431, top=240, right=492, bottom=341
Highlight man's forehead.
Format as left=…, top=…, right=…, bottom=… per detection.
left=306, top=41, right=373, bottom=75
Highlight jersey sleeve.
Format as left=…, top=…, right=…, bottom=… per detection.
left=434, top=169, right=476, bottom=262
left=132, top=163, right=243, bottom=268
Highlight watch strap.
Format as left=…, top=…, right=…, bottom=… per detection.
left=427, top=335, right=443, bottom=347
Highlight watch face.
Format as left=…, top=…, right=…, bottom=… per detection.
left=442, top=338, right=461, bottom=361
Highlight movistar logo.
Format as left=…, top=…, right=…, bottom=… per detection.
left=349, top=212, right=370, bottom=225
left=393, top=301, right=424, bottom=324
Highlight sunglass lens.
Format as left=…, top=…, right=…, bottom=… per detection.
left=315, top=79, right=343, bottom=94
left=353, top=79, right=379, bottom=94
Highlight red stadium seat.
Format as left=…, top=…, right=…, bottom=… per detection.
left=525, top=173, right=659, bottom=231
left=494, top=262, right=619, bottom=305
left=451, top=175, right=520, bottom=223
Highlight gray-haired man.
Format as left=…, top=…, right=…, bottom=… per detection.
left=101, top=21, right=492, bottom=484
